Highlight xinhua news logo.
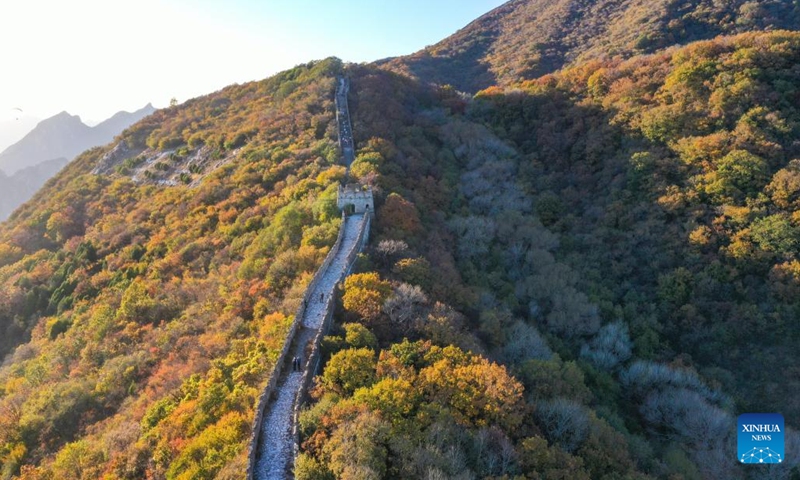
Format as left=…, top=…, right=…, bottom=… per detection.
left=738, top=413, right=784, bottom=464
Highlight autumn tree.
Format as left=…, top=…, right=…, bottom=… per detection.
left=322, top=410, right=390, bottom=480
left=376, top=194, right=422, bottom=240
left=418, top=346, right=524, bottom=429
left=341, top=273, right=392, bottom=323
left=383, top=283, right=427, bottom=333
left=322, top=348, right=377, bottom=395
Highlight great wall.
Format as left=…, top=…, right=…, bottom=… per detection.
left=248, top=76, right=373, bottom=480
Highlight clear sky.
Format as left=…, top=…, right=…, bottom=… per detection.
left=0, top=0, right=506, bottom=123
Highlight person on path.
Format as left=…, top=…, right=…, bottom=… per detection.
left=319, top=292, right=324, bottom=303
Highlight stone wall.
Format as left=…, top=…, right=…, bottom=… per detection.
left=291, top=212, right=371, bottom=455
left=245, top=212, right=349, bottom=480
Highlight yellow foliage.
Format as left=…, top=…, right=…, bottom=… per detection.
left=725, top=229, right=755, bottom=259
left=342, top=273, right=392, bottom=322
left=688, top=225, right=713, bottom=247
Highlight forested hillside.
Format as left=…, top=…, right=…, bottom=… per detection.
left=294, top=31, right=800, bottom=479
left=380, top=0, right=800, bottom=92
left=472, top=30, right=800, bottom=420
left=0, top=58, right=349, bottom=478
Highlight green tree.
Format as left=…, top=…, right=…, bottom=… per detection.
left=344, top=323, right=378, bottom=350
left=117, top=279, right=157, bottom=323
left=518, top=357, right=592, bottom=402
left=707, top=150, right=770, bottom=202
left=519, top=436, right=590, bottom=480
left=51, top=440, right=104, bottom=480
left=750, top=214, right=800, bottom=256
left=295, top=453, right=335, bottom=480
left=353, top=377, right=419, bottom=424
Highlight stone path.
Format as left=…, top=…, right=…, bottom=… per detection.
left=336, top=77, right=355, bottom=166
left=255, top=213, right=366, bottom=480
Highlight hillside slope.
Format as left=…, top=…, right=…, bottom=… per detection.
left=0, top=158, right=68, bottom=221
left=380, top=0, right=800, bottom=92
left=0, top=59, right=348, bottom=478
left=294, top=31, right=800, bottom=479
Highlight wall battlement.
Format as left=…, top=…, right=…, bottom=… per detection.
left=337, top=184, right=374, bottom=214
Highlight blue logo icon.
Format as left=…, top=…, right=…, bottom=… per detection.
left=738, top=413, right=784, bottom=464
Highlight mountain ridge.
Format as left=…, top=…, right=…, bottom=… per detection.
left=0, top=157, right=69, bottom=221
left=379, top=0, right=800, bottom=92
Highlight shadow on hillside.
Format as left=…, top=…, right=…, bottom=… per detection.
left=378, top=37, right=498, bottom=93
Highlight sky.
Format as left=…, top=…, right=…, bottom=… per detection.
left=0, top=0, right=506, bottom=125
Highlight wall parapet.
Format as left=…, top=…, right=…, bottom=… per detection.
left=335, top=77, right=355, bottom=166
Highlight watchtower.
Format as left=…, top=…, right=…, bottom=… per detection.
left=337, top=184, right=374, bottom=214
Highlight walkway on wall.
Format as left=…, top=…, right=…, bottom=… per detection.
left=254, top=213, right=367, bottom=480
left=336, top=77, right=355, bottom=167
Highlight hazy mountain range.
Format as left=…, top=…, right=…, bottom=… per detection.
left=0, top=103, right=155, bottom=220
left=0, top=104, right=155, bottom=175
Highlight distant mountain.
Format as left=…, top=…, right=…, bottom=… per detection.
left=0, top=103, right=155, bottom=175
left=0, top=157, right=68, bottom=221
left=380, top=0, right=800, bottom=92
left=93, top=106, right=156, bottom=139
